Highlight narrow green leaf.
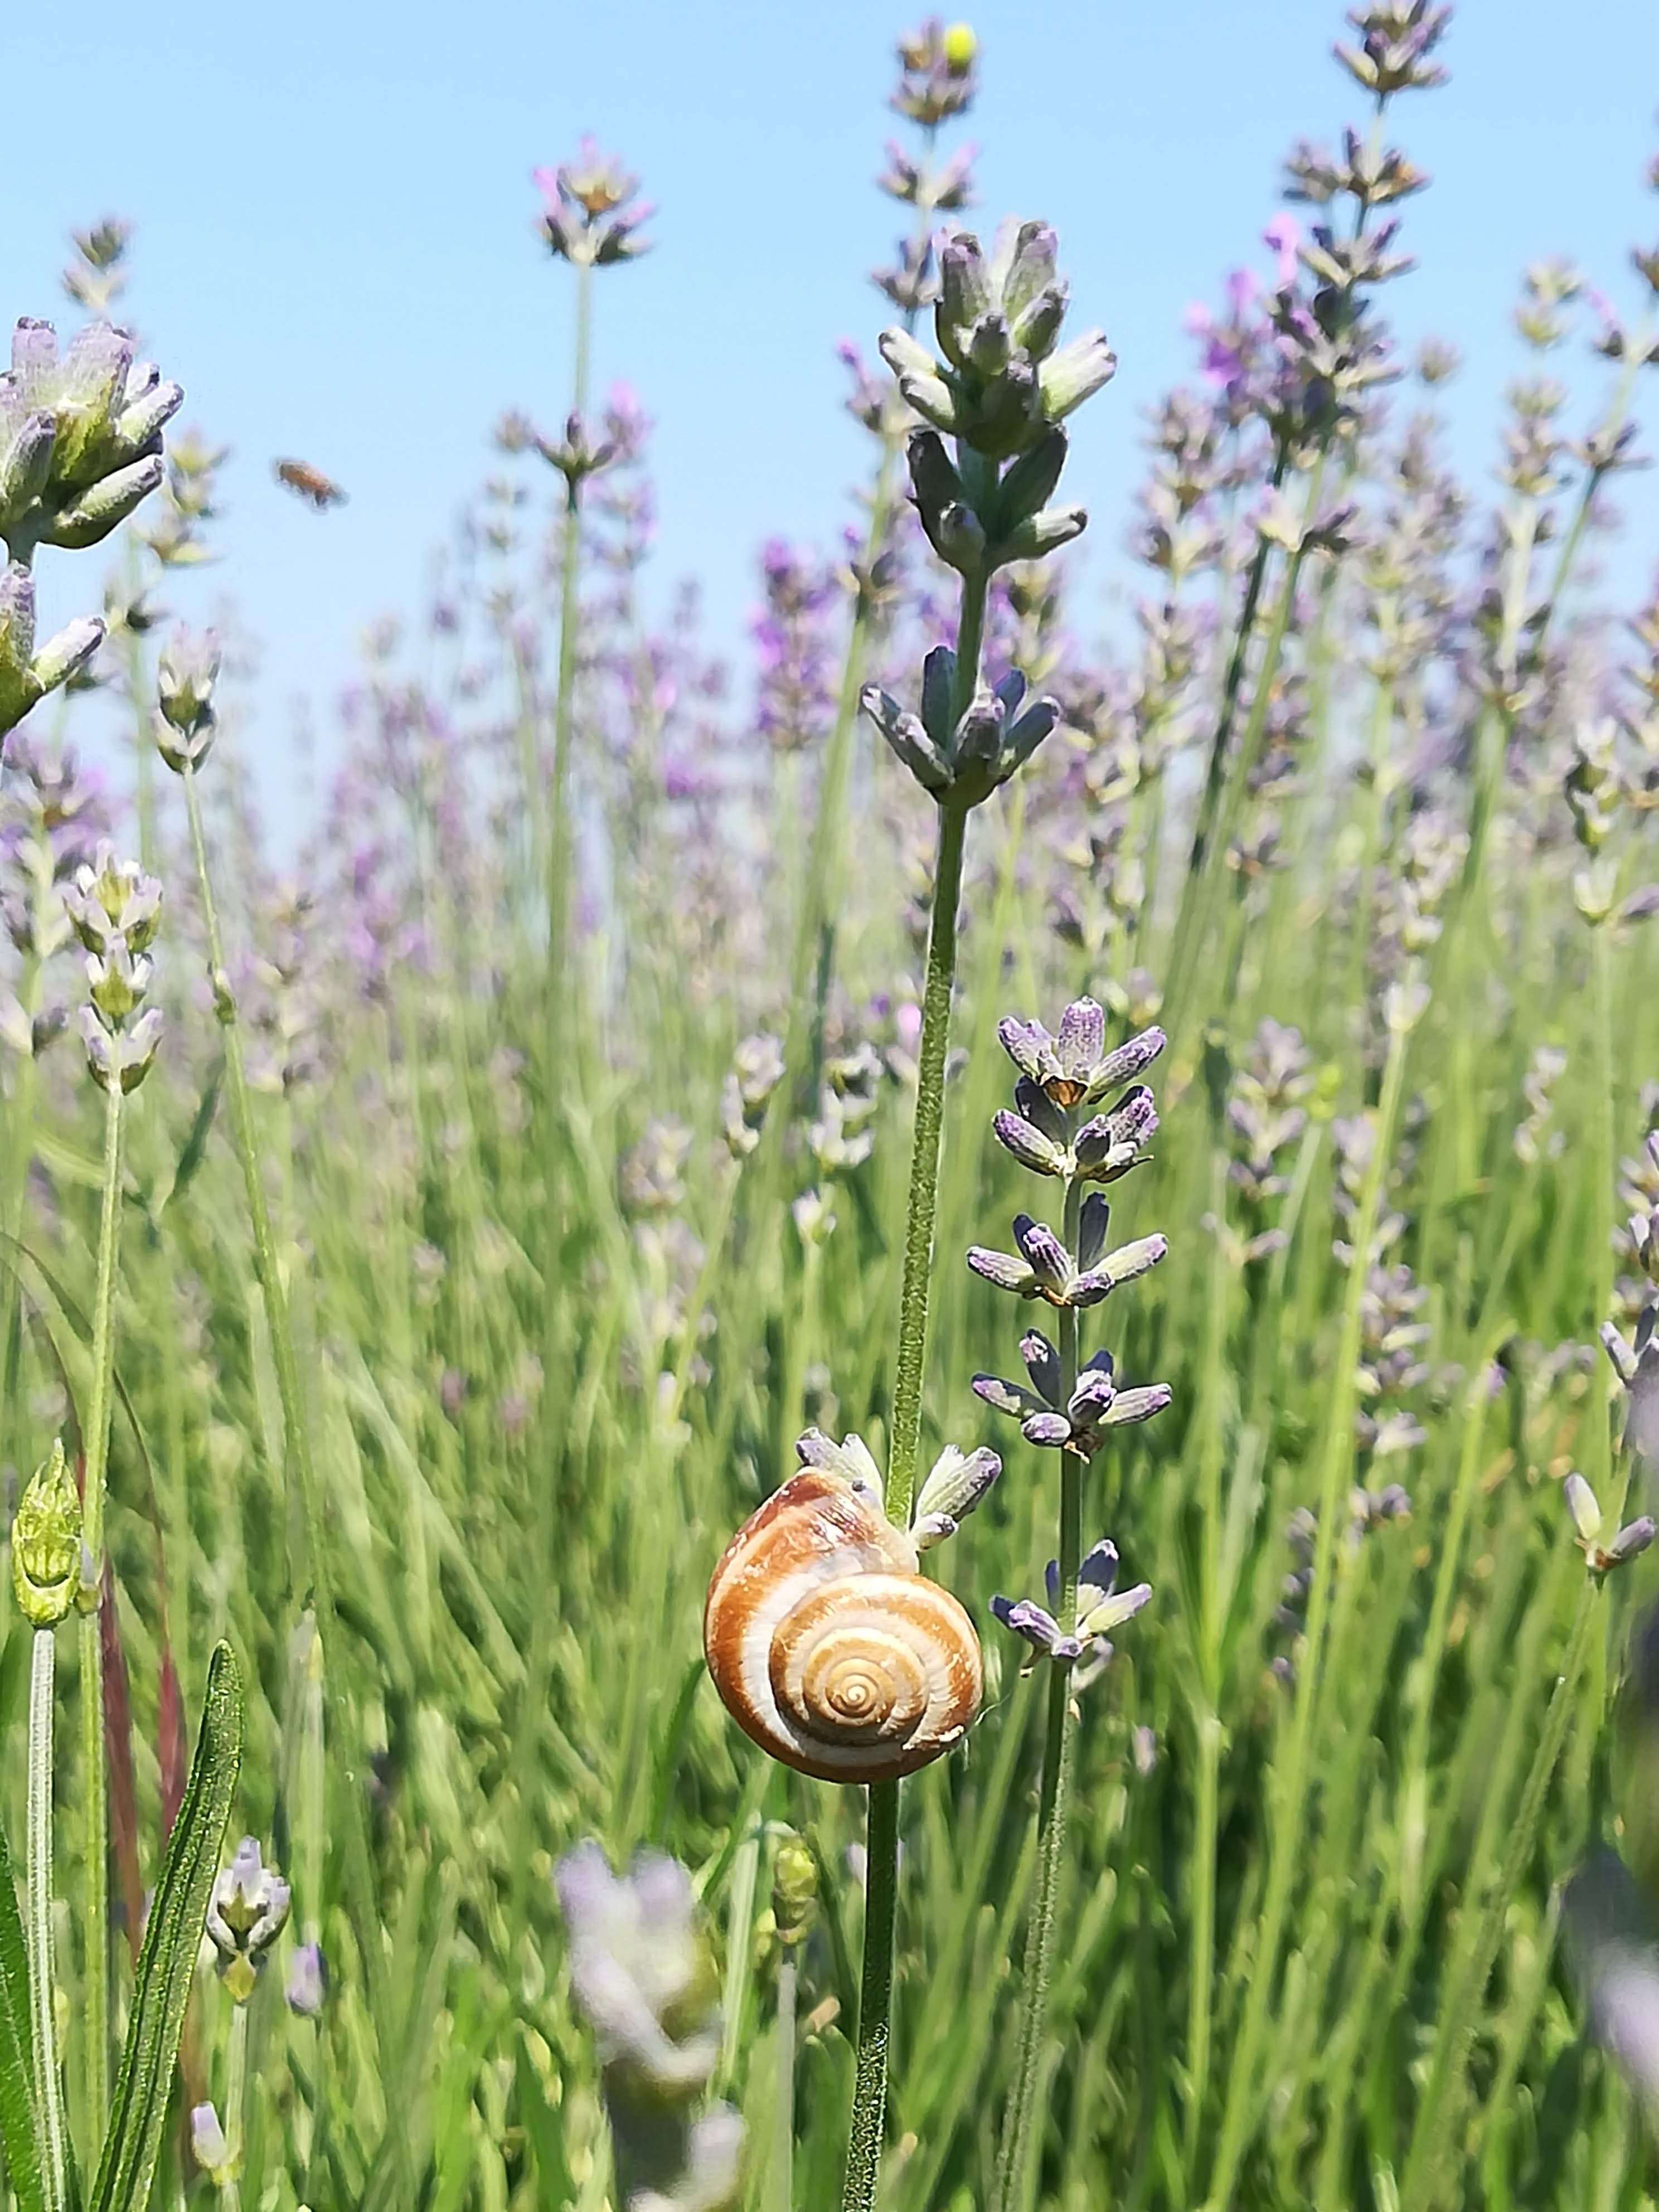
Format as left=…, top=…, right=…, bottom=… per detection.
left=0, top=1818, right=46, bottom=2212
left=161, top=1067, right=223, bottom=1210
left=512, top=2034, right=574, bottom=2210
left=91, top=1641, right=243, bottom=2212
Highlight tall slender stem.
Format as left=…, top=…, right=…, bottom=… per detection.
left=885, top=795, right=972, bottom=1521
left=545, top=254, right=593, bottom=1051
left=842, top=1777, right=901, bottom=2212
left=28, top=1628, right=68, bottom=2212
left=219, top=2000, right=250, bottom=2211
left=1165, top=467, right=1322, bottom=1045
left=78, top=1070, right=124, bottom=2151
left=181, top=765, right=334, bottom=1629
left=519, top=253, right=596, bottom=1915
left=996, top=1173, right=1084, bottom=2212
left=843, top=569, right=987, bottom=2212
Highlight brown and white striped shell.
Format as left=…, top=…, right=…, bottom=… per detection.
left=702, top=1468, right=982, bottom=1783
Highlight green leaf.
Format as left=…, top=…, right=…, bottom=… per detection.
left=161, top=1067, right=222, bottom=1211
left=512, top=2034, right=573, bottom=2211
left=0, top=1817, right=45, bottom=2212
left=91, top=1642, right=243, bottom=2212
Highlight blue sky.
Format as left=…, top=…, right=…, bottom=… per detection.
left=4, top=0, right=1658, bottom=822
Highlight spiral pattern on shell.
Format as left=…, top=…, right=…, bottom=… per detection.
left=702, top=1468, right=983, bottom=1782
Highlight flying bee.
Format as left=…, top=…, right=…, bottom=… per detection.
left=274, top=459, right=348, bottom=510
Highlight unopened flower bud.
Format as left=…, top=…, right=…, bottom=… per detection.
left=11, top=1439, right=81, bottom=1628
left=206, top=1837, right=292, bottom=2003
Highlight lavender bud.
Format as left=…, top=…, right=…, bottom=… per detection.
left=1565, top=1471, right=1604, bottom=1545
left=990, top=1593, right=1079, bottom=1661
left=285, top=1940, right=326, bottom=2017
left=1608, top=1519, right=1657, bottom=1568
left=190, top=2103, right=232, bottom=2186
left=992, top=1108, right=1066, bottom=1177
left=795, top=1427, right=885, bottom=1505
left=1019, top=1330, right=1061, bottom=1403
left=912, top=1443, right=1001, bottom=1546
left=11, top=1439, right=81, bottom=1628
left=206, top=1838, right=293, bottom=2003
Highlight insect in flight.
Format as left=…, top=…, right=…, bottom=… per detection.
left=273, top=459, right=348, bottom=510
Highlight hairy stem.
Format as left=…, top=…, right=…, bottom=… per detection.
left=220, top=1998, right=250, bottom=2210
left=842, top=564, right=987, bottom=2212
left=79, top=1068, right=125, bottom=2150
left=28, top=1628, right=68, bottom=2212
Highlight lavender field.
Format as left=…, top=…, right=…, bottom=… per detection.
left=3, top=4, right=1659, bottom=2208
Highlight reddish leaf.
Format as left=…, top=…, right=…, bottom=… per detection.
left=101, top=1560, right=146, bottom=1970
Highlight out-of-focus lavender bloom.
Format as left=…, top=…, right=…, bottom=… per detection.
left=555, top=1841, right=744, bottom=2210
left=1567, top=1852, right=1659, bottom=2108
left=154, top=624, right=220, bottom=772
left=750, top=539, right=841, bottom=754
left=1263, top=213, right=1302, bottom=290
left=534, top=141, right=653, bottom=266
left=1333, top=1, right=1451, bottom=99
left=285, top=1940, right=326, bottom=2017
left=190, top=2102, right=232, bottom=2186
left=890, top=18, right=978, bottom=127
left=61, top=217, right=133, bottom=318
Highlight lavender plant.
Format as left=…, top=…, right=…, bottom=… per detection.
left=968, top=997, right=1168, bottom=2208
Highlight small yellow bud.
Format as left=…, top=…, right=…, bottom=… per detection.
left=11, top=1440, right=82, bottom=1628
left=943, top=22, right=977, bottom=70
left=942, top=23, right=982, bottom=70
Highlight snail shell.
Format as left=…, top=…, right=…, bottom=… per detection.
left=703, top=1468, right=983, bottom=1783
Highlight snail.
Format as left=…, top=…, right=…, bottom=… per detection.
left=703, top=1464, right=983, bottom=1783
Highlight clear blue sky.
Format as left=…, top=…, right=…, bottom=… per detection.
left=4, top=0, right=1658, bottom=822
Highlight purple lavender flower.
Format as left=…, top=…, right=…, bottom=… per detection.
left=533, top=142, right=653, bottom=265
left=751, top=539, right=841, bottom=754
left=285, top=1941, right=326, bottom=2017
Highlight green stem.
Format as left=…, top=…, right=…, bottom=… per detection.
left=181, top=765, right=333, bottom=1628
left=842, top=1776, right=900, bottom=2212
left=220, top=1998, right=249, bottom=2210
left=1206, top=1005, right=1413, bottom=2208
left=544, top=252, right=593, bottom=1060
left=79, top=1069, right=124, bottom=2151
left=842, top=568, right=987, bottom=2212
left=996, top=1176, right=1084, bottom=2212
left=885, top=789, right=974, bottom=1525
left=1166, top=470, right=1321, bottom=1045
left=772, top=1953, right=797, bottom=2212
left=1589, top=923, right=1617, bottom=1496
left=28, top=1628, right=67, bottom=2212
left=518, top=251, right=595, bottom=1923
left=1186, top=1147, right=1233, bottom=2175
